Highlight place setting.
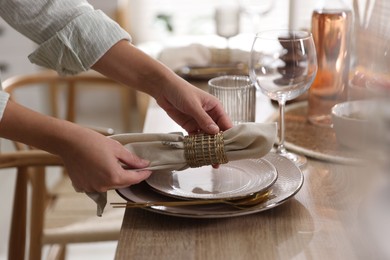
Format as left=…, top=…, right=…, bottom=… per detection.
left=105, top=30, right=320, bottom=218
left=114, top=152, right=303, bottom=218
left=108, top=123, right=282, bottom=218
left=108, top=45, right=311, bottom=217
left=154, top=3, right=252, bottom=82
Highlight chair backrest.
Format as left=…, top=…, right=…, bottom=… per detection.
left=1, top=70, right=146, bottom=260
left=4, top=69, right=140, bottom=135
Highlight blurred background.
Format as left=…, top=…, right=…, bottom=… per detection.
left=0, top=0, right=380, bottom=259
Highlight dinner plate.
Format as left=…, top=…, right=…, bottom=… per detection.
left=175, top=63, right=248, bottom=80
left=145, top=158, right=277, bottom=200
left=116, top=153, right=304, bottom=218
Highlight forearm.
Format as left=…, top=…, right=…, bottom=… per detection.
left=0, top=100, right=92, bottom=156
left=91, top=40, right=188, bottom=99
left=0, top=100, right=152, bottom=193
left=91, top=40, right=231, bottom=134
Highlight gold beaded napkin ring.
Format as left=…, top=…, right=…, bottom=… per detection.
left=184, top=132, right=228, bottom=168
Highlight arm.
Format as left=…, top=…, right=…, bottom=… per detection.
left=91, top=40, right=233, bottom=134
left=0, top=0, right=232, bottom=193
left=0, top=100, right=152, bottom=192
left=2, top=0, right=232, bottom=133
left=0, top=0, right=152, bottom=192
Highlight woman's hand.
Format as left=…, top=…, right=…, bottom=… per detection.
left=91, top=41, right=233, bottom=134
left=0, top=100, right=152, bottom=193
left=59, top=129, right=152, bottom=193
left=155, top=76, right=233, bottom=135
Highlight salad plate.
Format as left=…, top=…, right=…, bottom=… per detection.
left=145, top=158, right=277, bottom=200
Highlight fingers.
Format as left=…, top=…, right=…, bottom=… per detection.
left=113, top=147, right=152, bottom=188
left=72, top=168, right=152, bottom=193
left=156, top=85, right=233, bottom=134
left=203, top=105, right=233, bottom=132
left=101, top=154, right=151, bottom=190
left=117, top=146, right=150, bottom=169
left=184, top=105, right=233, bottom=135
left=68, top=145, right=152, bottom=193
left=189, top=92, right=233, bottom=134
left=115, top=169, right=152, bottom=189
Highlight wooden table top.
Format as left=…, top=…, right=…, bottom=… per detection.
left=115, top=90, right=380, bottom=260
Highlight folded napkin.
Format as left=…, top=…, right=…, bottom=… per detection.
left=88, top=123, right=277, bottom=216
left=158, top=43, right=212, bottom=71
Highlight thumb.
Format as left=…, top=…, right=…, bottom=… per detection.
left=117, top=168, right=152, bottom=188
left=118, top=147, right=150, bottom=170
left=115, top=149, right=152, bottom=187
left=192, top=109, right=220, bottom=134
left=193, top=104, right=233, bottom=134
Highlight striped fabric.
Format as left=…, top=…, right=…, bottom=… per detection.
left=0, top=0, right=132, bottom=120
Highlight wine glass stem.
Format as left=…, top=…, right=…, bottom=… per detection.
left=225, top=37, right=231, bottom=49
left=225, top=37, right=231, bottom=62
left=277, top=100, right=287, bottom=154
left=250, top=14, right=261, bottom=32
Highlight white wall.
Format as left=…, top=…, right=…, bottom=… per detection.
left=128, top=0, right=292, bottom=44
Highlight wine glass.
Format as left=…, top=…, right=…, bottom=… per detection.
left=249, top=30, right=317, bottom=167
left=238, top=0, right=274, bottom=32
left=214, top=4, right=240, bottom=49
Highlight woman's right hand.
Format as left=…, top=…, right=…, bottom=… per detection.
left=58, top=128, right=152, bottom=193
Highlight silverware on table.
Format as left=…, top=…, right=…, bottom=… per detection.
left=111, top=189, right=272, bottom=209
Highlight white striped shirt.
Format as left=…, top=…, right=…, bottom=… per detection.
left=0, top=0, right=131, bottom=120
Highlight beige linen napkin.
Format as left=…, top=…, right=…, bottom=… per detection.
left=88, top=123, right=277, bottom=216
left=158, top=43, right=211, bottom=71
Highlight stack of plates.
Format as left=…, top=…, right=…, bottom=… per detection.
left=116, top=153, right=304, bottom=218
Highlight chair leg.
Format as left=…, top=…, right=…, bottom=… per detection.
left=66, top=81, right=76, bottom=122
left=8, top=167, right=28, bottom=260
left=46, top=244, right=67, bottom=260
left=49, top=82, right=59, bottom=118
left=29, top=167, right=46, bottom=260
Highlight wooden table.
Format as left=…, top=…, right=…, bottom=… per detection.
left=115, top=89, right=378, bottom=259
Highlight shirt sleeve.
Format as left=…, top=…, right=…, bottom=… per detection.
left=0, top=0, right=131, bottom=75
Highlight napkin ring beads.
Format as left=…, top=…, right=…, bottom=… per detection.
left=184, top=132, right=228, bottom=168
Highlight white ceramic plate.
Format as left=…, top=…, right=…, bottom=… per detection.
left=116, top=153, right=304, bottom=218
left=145, top=159, right=277, bottom=200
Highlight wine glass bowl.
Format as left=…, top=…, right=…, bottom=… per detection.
left=249, top=30, right=317, bottom=167
left=238, top=0, right=274, bottom=32
left=214, top=4, right=240, bottom=49
left=239, top=0, right=274, bottom=17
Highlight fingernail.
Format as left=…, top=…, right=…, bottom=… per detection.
left=139, top=159, right=150, bottom=166
left=207, top=123, right=219, bottom=133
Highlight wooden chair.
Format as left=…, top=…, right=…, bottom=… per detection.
left=2, top=70, right=148, bottom=260
left=2, top=70, right=140, bottom=133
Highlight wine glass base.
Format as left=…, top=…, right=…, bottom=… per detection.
left=276, top=150, right=307, bottom=168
